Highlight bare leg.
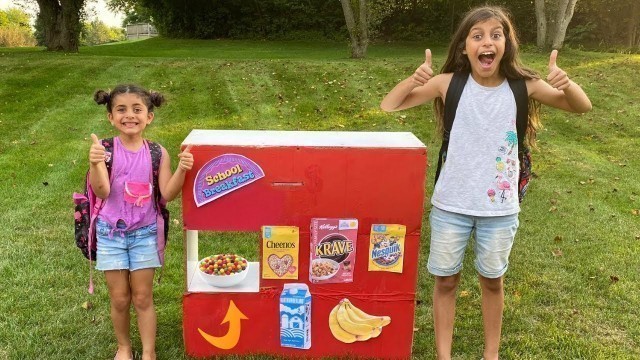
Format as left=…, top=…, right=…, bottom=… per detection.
left=479, top=275, right=504, bottom=360
left=433, top=274, right=461, bottom=360
left=130, top=268, right=157, bottom=360
left=105, top=270, right=133, bottom=360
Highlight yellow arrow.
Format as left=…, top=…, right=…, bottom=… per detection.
left=198, top=300, right=249, bottom=350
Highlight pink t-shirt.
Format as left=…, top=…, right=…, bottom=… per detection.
left=98, top=137, right=158, bottom=232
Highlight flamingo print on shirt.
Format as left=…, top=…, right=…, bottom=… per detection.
left=488, top=121, right=519, bottom=204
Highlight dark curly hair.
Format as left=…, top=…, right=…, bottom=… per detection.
left=94, top=84, right=165, bottom=113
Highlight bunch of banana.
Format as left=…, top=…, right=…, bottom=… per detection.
left=328, top=298, right=391, bottom=343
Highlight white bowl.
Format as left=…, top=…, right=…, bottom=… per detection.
left=310, top=258, right=339, bottom=281
left=198, top=255, right=249, bottom=288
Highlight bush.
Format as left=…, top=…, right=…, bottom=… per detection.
left=80, top=20, right=125, bottom=46
left=0, top=25, right=36, bottom=47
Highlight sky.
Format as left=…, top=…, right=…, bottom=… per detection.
left=0, top=0, right=125, bottom=28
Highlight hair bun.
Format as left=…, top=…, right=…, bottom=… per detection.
left=94, top=90, right=110, bottom=105
left=149, top=91, right=165, bottom=108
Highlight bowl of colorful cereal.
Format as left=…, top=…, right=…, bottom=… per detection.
left=198, top=254, right=249, bottom=287
left=310, top=258, right=339, bottom=281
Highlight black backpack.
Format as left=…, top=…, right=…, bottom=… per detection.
left=434, top=72, right=532, bottom=203
left=73, top=138, right=169, bottom=262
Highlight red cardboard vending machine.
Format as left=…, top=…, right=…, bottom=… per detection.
left=181, top=130, right=427, bottom=359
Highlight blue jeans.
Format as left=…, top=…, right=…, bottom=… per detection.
left=95, top=219, right=160, bottom=271
left=427, top=206, right=519, bottom=278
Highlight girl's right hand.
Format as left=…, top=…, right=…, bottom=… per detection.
left=89, top=133, right=106, bottom=165
left=412, top=49, right=433, bottom=87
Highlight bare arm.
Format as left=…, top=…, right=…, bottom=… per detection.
left=528, top=50, right=592, bottom=113
left=380, top=49, right=448, bottom=112
left=158, top=145, right=194, bottom=202
left=88, top=134, right=110, bottom=199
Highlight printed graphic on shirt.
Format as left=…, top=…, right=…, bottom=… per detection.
left=487, top=122, right=518, bottom=204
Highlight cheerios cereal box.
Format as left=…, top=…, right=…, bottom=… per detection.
left=368, top=224, right=406, bottom=273
left=309, top=218, right=358, bottom=284
left=262, top=226, right=299, bottom=280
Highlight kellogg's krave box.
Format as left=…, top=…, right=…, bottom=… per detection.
left=309, top=218, right=358, bottom=284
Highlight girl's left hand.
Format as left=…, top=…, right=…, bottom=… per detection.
left=178, top=145, right=194, bottom=171
left=547, top=50, right=571, bottom=91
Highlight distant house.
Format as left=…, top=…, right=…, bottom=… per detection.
left=126, top=23, right=158, bottom=40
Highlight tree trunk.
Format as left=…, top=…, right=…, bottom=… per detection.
left=628, top=1, right=639, bottom=47
left=36, top=0, right=85, bottom=52
left=534, top=0, right=546, bottom=48
left=551, top=0, right=578, bottom=49
left=339, top=0, right=369, bottom=58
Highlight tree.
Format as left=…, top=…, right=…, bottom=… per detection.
left=535, top=0, right=579, bottom=49
left=340, top=0, right=369, bottom=58
left=534, top=0, right=546, bottom=48
left=0, top=7, right=37, bottom=47
left=35, top=0, right=86, bottom=52
left=80, top=19, right=125, bottom=45
left=107, top=0, right=151, bottom=27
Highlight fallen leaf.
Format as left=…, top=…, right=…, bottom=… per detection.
left=173, top=219, right=180, bottom=225
left=579, top=181, right=586, bottom=185
left=632, top=209, right=639, bottom=216
left=413, top=328, right=419, bottom=332
left=82, top=301, right=93, bottom=310
left=552, top=248, right=563, bottom=257
left=550, top=198, right=558, bottom=205
left=549, top=206, right=557, bottom=212
left=459, top=290, right=470, bottom=298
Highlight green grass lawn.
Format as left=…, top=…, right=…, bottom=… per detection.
left=0, top=37, right=639, bottom=359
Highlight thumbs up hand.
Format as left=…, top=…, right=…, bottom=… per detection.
left=547, top=50, right=571, bottom=91
left=177, top=144, right=194, bottom=171
left=412, top=49, right=434, bottom=87
left=89, top=133, right=106, bottom=165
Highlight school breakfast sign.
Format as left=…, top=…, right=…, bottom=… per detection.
left=193, top=154, right=265, bottom=207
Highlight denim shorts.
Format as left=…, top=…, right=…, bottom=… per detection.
left=427, top=206, right=519, bottom=278
left=95, top=219, right=161, bottom=271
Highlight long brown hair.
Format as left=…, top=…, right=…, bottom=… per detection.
left=434, top=6, right=542, bottom=148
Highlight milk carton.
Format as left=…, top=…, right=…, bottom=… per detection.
left=279, top=283, right=311, bottom=349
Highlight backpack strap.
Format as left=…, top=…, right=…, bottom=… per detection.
left=87, top=136, right=114, bottom=257
left=507, top=78, right=528, bottom=152
left=507, top=78, right=532, bottom=203
left=86, top=137, right=114, bottom=294
left=147, top=140, right=169, bottom=270
left=434, top=71, right=468, bottom=185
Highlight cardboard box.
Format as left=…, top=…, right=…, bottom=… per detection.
left=262, top=226, right=299, bottom=279
left=368, top=224, right=406, bottom=273
left=309, top=218, right=358, bottom=284
left=280, top=283, right=311, bottom=349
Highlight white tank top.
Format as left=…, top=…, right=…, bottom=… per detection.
left=431, top=74, right=520, bottom=216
